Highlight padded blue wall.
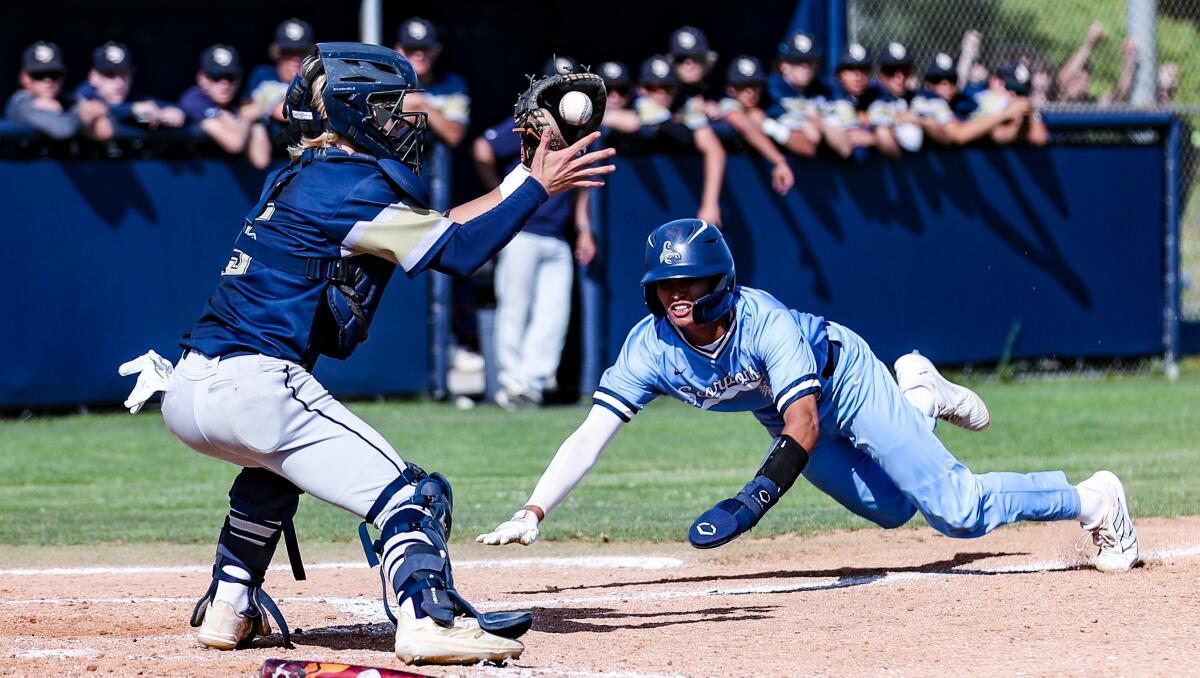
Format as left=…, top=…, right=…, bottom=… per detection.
left=3, top=158, right=429, bottom=408
left=592, top=144, right=1166, bottom=369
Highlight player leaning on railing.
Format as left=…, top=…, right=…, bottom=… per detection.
left=480, top=219, right=1140, bottom=575
left=119, top=42, right=612, bottom=665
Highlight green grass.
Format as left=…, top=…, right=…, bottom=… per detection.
left=2, top=362, right=1199, bottom=546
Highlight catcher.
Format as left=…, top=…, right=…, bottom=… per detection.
left=119, top=43, right=610, bottom=665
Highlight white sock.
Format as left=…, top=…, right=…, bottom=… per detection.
left=213, top=564, right=252, bottom=615
left=903, top=385, right=937, bottom=418
left=1076, top=484, right=1107, bottom=528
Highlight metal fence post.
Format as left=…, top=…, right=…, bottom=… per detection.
left=1127, top=0, right=1158, bottom=106
left=429, top=143, right=452, bottom=399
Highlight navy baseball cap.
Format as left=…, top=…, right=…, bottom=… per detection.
left=669, top=26, right=711, bottom=60
left=275, top=18, right=315, bottom=52
left=878, top=41, right=914, bottom=69
left=396, top=17, right=438, bottom=49
left=997, top=60, right=1031, bottom=95
left=201, top=44, right=242, bottom=78
left=778, top=30, right=821, bottom=63
left=93, top=42, right=132, bottom=74
left=22, top=41, right=65, bottom=75
left=726, top=55, right=765, bottom=87
left=598, top=61, right=631, bottom=89
left=639, top=54, right=677, bottom=87
left=543, top=55, right=578, bottom=76
left=837, top=42, right=871, bottom=70
left=924, top=52, right=956, bottom=81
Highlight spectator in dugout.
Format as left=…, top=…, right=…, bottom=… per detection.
left=596, top=60, right=635, bottom=131
left=471, top=55, right=595, bottom=409
left=76, top=42, right=185, bottom=132
left=178, top=44, right=271, bottom=163
left=913, top=52, right=1028, bottom=146
left=6, top=41, right=110, bottom=140
left=820, top=43, right=877, bottom=160
left=711, top=55, right=794, bottom=194
left=765, top=30, right=827, bottom=158
left=244, top=18, right=316, bottom=157
left=862, top=41, right=917, bottom=157
left=393, top=17, right=470, bottom=148
left=668, top=26, right=720, bottom=119
left=633, top=54, right=725, bottom=225
left=974, top=60, right=1047, bottom=146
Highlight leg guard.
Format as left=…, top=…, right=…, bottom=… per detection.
left=191, top=468, right=304, bottom=648
left=359, top=469, right=533, bottom=640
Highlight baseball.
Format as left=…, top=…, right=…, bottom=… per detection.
left=558, top=91, right=593, bottom=126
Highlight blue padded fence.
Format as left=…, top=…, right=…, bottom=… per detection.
left=585, top=117, right=1178, bottom=379
left=3, top=157, right=429, bottom=408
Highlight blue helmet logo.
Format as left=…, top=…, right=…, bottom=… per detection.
left=659, top=240, right=682, bottom=265
left=641, top=219, right=737, bottom=324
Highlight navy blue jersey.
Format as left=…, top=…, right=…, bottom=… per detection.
left=594, top=286, right=831, bottom=435
left=74, top=82, right=169, bottom=126
left=483, top=118, right=572, bottom=241
left=765, top=73, right=831, bottom=119
left=183, top=150, right=454, bottom=362
left=178, top=85, right=235, bottom=123
left=865, top=86, right=913, bottom=127
left=950, top=91, right=979, bottom=120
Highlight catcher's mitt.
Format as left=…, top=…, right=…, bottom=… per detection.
left=513, top=72, right=607, bottom=167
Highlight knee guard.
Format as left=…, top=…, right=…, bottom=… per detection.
left=191, top=468, right=304, bottom=648
left=359, top=468, right=533, bottom=640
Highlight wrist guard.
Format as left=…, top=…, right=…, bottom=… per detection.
left=756, top=434, right=809, bottom=494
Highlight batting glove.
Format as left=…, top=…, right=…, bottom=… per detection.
left=117, top=350, right=175, bottom=414
left=476, top=509, right=541, bottom=546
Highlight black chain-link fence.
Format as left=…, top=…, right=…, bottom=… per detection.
left=848, top=0, right=1200, bottom=322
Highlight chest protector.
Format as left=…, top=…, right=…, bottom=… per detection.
left=235, top=149, right=432, bottom=361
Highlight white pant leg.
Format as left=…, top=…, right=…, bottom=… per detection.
left=163, top=353, right=412, bottom=519
left=517, top=236, right=573, bottom=394
left=494, top=232, right=539, bottom=395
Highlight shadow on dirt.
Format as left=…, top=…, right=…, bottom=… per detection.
left=505, top=551, right=1080, bottom=595
left=532, top=604, right=780, bottom=634
left=288, top=621, right=394, bottom=653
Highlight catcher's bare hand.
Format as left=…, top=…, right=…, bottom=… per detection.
left=529, top=130, right=616, bottom=196
left=476, top=509, right=541, bottom=546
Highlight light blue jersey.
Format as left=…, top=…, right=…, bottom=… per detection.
left=594, top=284, right=1081, bottom=539
left=595, top=287, right=832, bottom=435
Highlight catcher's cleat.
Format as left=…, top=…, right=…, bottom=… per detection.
left=195, top=600, right=270, bottom=650
left=394, top=607, right=524, bottom=665
left=894, top=351, right=990, bottom=431
left=1077, top=471, right=1141, bottom=572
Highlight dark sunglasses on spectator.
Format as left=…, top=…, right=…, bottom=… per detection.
left=206, top=73, right=239, bottom=83
left=30, top=71, right=63, bottom=81
left=673, top=56, right=699, bottom=65
left=880, top=66, right=910, bottom=78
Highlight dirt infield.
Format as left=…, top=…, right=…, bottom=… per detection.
left=1, top=517, right=1198, bottom=677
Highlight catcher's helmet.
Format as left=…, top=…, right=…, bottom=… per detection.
left=641, top=219, right=737, bottom=324
left=284, top=42, right=428, bottom=173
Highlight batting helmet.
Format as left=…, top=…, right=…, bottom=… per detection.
left=284, top=42, right=428, bottom=173
left=641, top=219, right=737, bottom=324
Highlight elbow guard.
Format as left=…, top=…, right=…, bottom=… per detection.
left=756, top=434, right=809, bottom=494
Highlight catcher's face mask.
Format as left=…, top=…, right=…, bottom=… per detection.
left=365, top=90, right=428, bottom=175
